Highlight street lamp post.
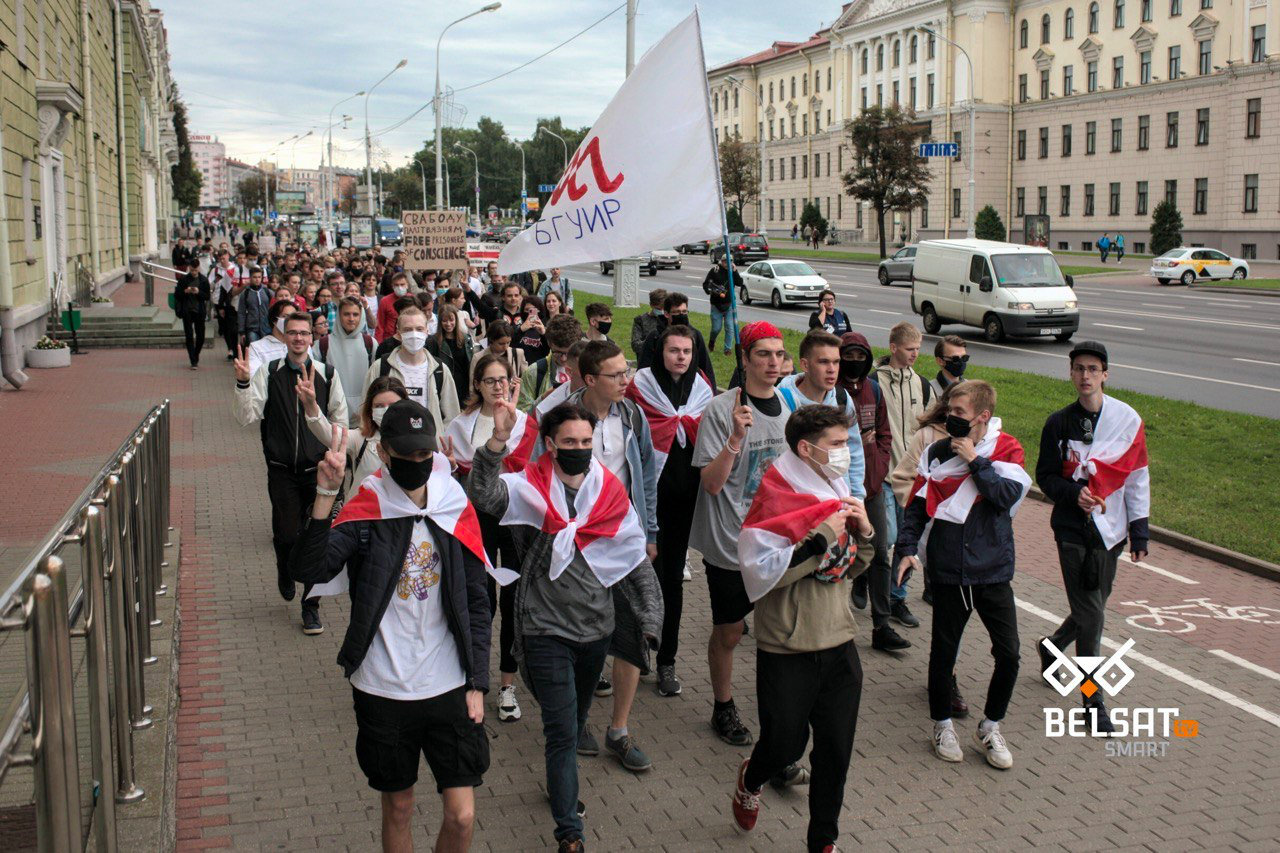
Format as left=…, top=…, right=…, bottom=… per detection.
left=435, top=4, right=502, bottom=211
left=427, top=147, right=452, bottom=208
left=537, top=125, right=569, bottom=177
left=365, top=60, right=408, bottom=217
left=517, top=140, right=527, bottom=221
left=919, top=26, right=975, bottom=238
left=413, top=157, right=428, bottom=209
left=725, top=74, right=767, bottom=234
left=321, top=114, right=352, bottom=230
left=326, top=92, right=363, bottom=232
left=454, top=142, right=480, bottom=227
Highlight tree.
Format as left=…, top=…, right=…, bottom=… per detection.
left=726, top=207, right=746, bottom=233
left=974, top=205, right=1006, bottom=241
left=718, top=136, right=759, bottom=224
left=799, top=202, right=828, bottom=242
left=1149, top=200, right=1183, bottom=257
left=842, top=105, right=931, bottom=258
left=235, top=173, right=279, bottom=221
left=169, top=98, right=203, bottom=211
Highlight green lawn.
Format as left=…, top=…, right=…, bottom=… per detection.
left=578, top=289, right=1280, bottom=565
left=1211, top=278, right=1280, bottom=291
left=763, top=243, right=884, bottom=263
left=1060, top=265, right=1131, bottom=277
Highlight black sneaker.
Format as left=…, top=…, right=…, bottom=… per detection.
left=576, top=799, right=586, bottom=819
left=301, top=606, right=323, bottom=636
left=594, top=673, right=613, bottom=697
left=278, top=571, right=296, bottom=602
left=656, top=665, right=682, bottom=697
left=711, top=702, right=754, bottom=746
left=1087, top=701, right=1116, bottom=735
left=871, top=625, right=911, bottom=652
left=890, top=601, right=920, bottom=628
left=851, top=575, right=868, bottom=610
left=769, top=763, right=810, bottom=790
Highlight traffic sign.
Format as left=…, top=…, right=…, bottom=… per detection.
left=538, top=184, right=557, bottom=193
left=918, top=142, right=959, bottom=158
left=521, top=189, right=528, bottom=198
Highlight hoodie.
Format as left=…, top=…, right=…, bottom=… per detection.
left=837, top=332, right=892, bottom=497
left=872, top=355, right=931, bottom=471
left=320, top=324, right=375, bottom=426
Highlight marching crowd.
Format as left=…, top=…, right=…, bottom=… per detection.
left=168, top=229, right=1151, bottom=853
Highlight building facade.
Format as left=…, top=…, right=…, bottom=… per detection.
left=2, top=0, right=177, bottom=385
left=191, top=133, right=227, bottom=208
left=708, top=0, right=1279, bottom=257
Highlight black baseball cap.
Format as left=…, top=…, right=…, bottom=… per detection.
left=1068, top=340, right=1109, bottom=367
left=379, top=400, right=437, bottom=455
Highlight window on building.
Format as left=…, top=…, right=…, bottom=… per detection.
left=893, top=40, right=901, bottom=67
left=919, top=200, right=927, bottom=228
left=892, top=81, right=900, bottom=105
left=769, top=81, right=774, bottom=103
left=1038, top=186, right=1049, bottom=215
left=876, top=84, right=883, bottom=106
left=856, top=204, right=863, bottom=228
left=910, top=35, right=918, bottom=63
left=1065, top=8, right=1075, bottom=38
left=1039, top=126, right=1049, bottom=157
left=768, top=199, right=774, bottom=221
left=791, top=198, right=797, bottom=220
left=1017, top=130, right=1027, bottom=160
left=1062, top=124, right=1073, bottom=156
left=1169, top=45, right=1182, bottom=78
left=713, top=92, right=719, bottom=114
left=1089, top=2, right=1100, bottom=32
left=1086, top=121, right=1097, bottom=153
left=1196, top=108, right=1210, bottom=144
left=927, top=74, right=936, bottom=108
left=1041, top=70, right=1051, bottom=98
left=1019, top=74, right=1028, bottom=102
left=1111, top=118, right=1123, bottom=151
left=861, top=49, right=868, bottom=74
left=861, top=88, right=868, bottom=109
left=1087, top=61, right=1098, bottom=92
left=815, top=154, right=821, bottom=178
left=790, top=156, right=797, bottom=179
left=876, top=44, right=884, bottom=71
left=1194, top=177, right=1208, bottom=214
left=1246, top=98, right=1261, bottom=138
left=1252, top=26, right=1266, bottom=63
left=1164, top=179, right=1177, bottom=206
left=953, top=130, right=963, bottom=161
left=769, top=160, right=775, bottom=182
left=909, top=77, right=917, bottom=108
left=791, top=76, right=797, bottom=98
left=802, top=154, right=808, bottom=178
left=1136, top=181, right=1149, bottom=214
left=1170, top=0, right=1181, bottom=15
left=1241, top=243, right=1256, bottom=259
left=1198, top=40, right=1212, bottom=75
left=1064, top=64, right=1075, bottom=94
left=1020, top=19, right=1029, bottom=48
left=952, top=189, right=962, bottom=218
left=1061, top=185, right=1072, bottom=215
left=790, top=115, right=797, bottom=136
left=1244, top=174, right=1259, bottom=212
left=928, top=33, right=936, bottom=58
left=1113, top=57, right=1124, bottom=88
left=1142, top=0, right=1153, bottom=20
left=734, top=88, right=740, bottom=108
left=1140, top=50, right=1152, bottom=83
left=1042, top=15, right=1052, bottom=44
left=1114, top=0, right=1125, bottom=28
left=1084, top=183, right=1096, bottom=215
left=1138, top=114, right=1150, bottom=149
left=1016, top=187, right=1026, bottom=216
left=827, top=68, right=832, bottom=90
left=1109, top=182, right=1121, bottom=214
left=802, top=114, right=809, bottom=135
left=802, top=73, right=808, bottom=96
left=1166, top=111, right=1179, bottom=147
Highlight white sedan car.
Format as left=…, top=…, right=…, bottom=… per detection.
left=1149, top=247, right=1250, bottom=286
left=738, top=260, right=827, bottom=309
left=650, top=248, right=681, bottom=269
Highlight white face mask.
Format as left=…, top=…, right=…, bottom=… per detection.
left=275, top=315, right=288, bottom=333
left=810, top=443, right=852, bottom=480
left=400, top=330, right=427, bottom=353
left=371, top=406, right=388, bottom=427
left=393, top=285, right=408, bottom=297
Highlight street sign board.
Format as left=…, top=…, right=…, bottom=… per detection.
left=350, top=215, right=375, bottom=249
left=918, top=142, right=959, bottom=158
left=402, top=210, right=469, bottom=276
left=526, top=198, right=540, bottom=212
left=275, top=190, right=307, bottom=214
left=538, top=184, right=557, bottom=193
left=520, top=189, right=528, bottom=198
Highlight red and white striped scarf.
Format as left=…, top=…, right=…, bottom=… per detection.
left=443, top=407, right=538, bottom=475
left=1062, top=396, right=1150, bottom=549
left=909, top=418, right=1032, bottom=524
left=624, top=367, right=713, bottom=478
left=498, top=454, right=646, bottom=587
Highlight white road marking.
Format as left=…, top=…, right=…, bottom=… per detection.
left=1234, top=357, right=1280, bottom=367
left=1118, top=553, right=1199, bottom=585
left=1207, top=650, right=1280, bottom=684
left=1084, top=305, right=1280, bottom=331
left=1093, top=323, right=1145, bottom=332
left=866, top=309, right=901, bottom=315
left=1015, top=599, right=1280, bottom=729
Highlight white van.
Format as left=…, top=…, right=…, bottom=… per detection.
left=909, top=239, right=1080, bottom=342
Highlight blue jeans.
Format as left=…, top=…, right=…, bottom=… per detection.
left=523, top=633, right=611, bottom=842
left=884, top=485, right=907, bottom=602
left=709, top=306, right=736, bottom=351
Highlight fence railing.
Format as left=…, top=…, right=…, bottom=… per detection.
left=140, top=261, right=181, bottom=309
left=0, top=402, right=171, bottom=852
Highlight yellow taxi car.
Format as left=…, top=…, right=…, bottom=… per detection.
left=1149, top=247, right=1250, bottom=286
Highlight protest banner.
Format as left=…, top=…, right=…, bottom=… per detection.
left=403, top=210, right=469, bottom=275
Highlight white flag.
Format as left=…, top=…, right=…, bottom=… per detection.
left=497, top=10, right=723, bottom=274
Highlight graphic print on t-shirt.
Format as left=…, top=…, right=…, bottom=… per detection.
left=742, top=441, right=783, bottom=498
left=396, top=539, right=441, bottom=601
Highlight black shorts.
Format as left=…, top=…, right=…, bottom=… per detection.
left=352, top=685, right=490, bottom=793
left=704, top=562, right=754, bottom=626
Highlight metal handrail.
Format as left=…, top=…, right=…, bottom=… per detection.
left=0, top=402, right=171, bottom=852
left=140, top=260, right=180, bottom=308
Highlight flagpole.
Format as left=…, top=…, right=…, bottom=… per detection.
left=692, top=7, right=742, bottom=376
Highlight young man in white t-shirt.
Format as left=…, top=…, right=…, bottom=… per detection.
left=290, top=400, right=491, bottom=852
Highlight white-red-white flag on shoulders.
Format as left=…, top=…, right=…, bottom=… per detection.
left=909, top=417, right=1033, bottom=525
left=624, top=367, right=714, bottom=480
left=444, top=407, right=538, bottom=475
left=497, top=10, right=723, bottom=274
left=1062, top=395, right=1150, bottom=549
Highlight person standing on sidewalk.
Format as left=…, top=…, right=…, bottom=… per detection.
left=173, top=258, right=210, bottom=370
left=233, top=314, right=349, bottom=635
left=1114, top=233, right=1125, bottom=263
left=894, top=381, right=1031, bottom=769
left=625, top=325, right=714, bottom=698
left=1097, top=233, right=1111, bottom=263
left=629, top=290, right=667, bottom=360
left=1035, top=341, right=1149, bottom=733
left=467, top=401, right=660, bottom=853
left=731, top=405, right=874, bottom=851
left=288, top=402, right=492, bottom=853
left=702, top=257, right=735, bottom=356
left=691, top=322, right=790, bottom=748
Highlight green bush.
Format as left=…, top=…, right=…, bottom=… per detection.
left=975, top=205, right=1006, bottom=241
left=1150, top=200, right=1184, bottom=256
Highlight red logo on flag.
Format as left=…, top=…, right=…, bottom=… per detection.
left=550, top=137, right=625, bottom=206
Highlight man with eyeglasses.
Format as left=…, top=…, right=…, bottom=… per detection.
left=233, top=312, right=349, bottom=635
left=519, top=315, right=585, bottom=411
left=1035, top=341, right=1149, bottom=734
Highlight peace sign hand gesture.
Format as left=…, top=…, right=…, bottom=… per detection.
left=294, top=361, right=319, bottom=415
left=233, top=343, right=251, bottom=383
left=317, top=424, right=348, bottom=492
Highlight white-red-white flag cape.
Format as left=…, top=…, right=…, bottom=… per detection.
left=909, top=417, right=1032, bottom=524
left=624, top=367, right=713, bottom=479
left=496, top=10, right=722, bottom=274
left=313, top=454, right=518, bottom=596
left=738, top=451, right=851, bottom=602
left=532, top=381, right=572, bottom=424
left=443, top=407, right=538, bottom=475
left=498, top=454, right=647, bottom=588
left=1062, top=395, right=1150, bottom=549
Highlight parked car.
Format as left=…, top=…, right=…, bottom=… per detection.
left=650, top=248, right=681, bottom=269
left=910, top=239, right=1079, bottom=343
left=878, top=245, right=917, bottom=285
left=499, top=226, right=522, bottom=243
left=599, top=254, right=659, bottom=276
left=676, top=240, right=711, bottom=254
left=1149, top=247, right=1250, bottom=286
left=737, top=259, right=827, bottom=309
left=480, top=227, right=502, bottom=241
left=710, top=232, right=769, bottom=266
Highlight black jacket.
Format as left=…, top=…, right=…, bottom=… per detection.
left=289, top=514, right=492, bottom=690
left=173, top=272, right=210, bottom=319
left=895, top=439, right=1026, bottom=585
left=702, top=266, right=731, bottom=311
left=637, top=324, right=718, bottom=389
left=260, top=359, right=336, bottom=472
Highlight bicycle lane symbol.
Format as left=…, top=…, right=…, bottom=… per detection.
left=1121, top=598, right=1280, bottom=634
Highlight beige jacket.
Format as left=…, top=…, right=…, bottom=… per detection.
left=890, top=423, right=947, bottom=506
left=873, top=360, right=930, bottom=471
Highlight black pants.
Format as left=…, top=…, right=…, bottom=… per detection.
left=1048, top=541, right=1121, bottom=661
left=744, top=642, right=862, bottom=853
left=928, top=581, right=1019, bottom=722
left=857, top=490, right=893, bottom=629
left=480, top=510, right=519, bottom=674
left=219, top=306, right=238, bottom=354
left=654, top=487, right=694, bottom=668
left=181, top=315, right=206, bottom=366
left=266, top=466, right=316, bottom=607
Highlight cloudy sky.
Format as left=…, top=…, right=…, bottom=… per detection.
left=167, top=0, right=838, bottom=170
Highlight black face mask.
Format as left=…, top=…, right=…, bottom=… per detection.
left=840, top=358, right=870, bottom=381
left=669, top=314, right=689, bottom=326
left=386, top=454, right=432, bottom=491
left=945, top=414, right=972, bottom=439
left=944, top=356, right=969, bottom=378
left=596, top=321, right=612, bottom=336
left=553, top=447, right=592, bottom=476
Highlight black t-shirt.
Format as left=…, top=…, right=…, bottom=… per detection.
left=746, top=390, right=782, bottom=418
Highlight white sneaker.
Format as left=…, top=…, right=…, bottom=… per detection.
left=497, top=685, right=521, bottom=722
left=683, top=560, right=693, bottom=582
left=974, top=722, right=1013, bottom=769
left=933, top=722, right=963, bottom=762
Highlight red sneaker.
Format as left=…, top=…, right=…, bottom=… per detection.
left=731, top=758, right=762, bottom=832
